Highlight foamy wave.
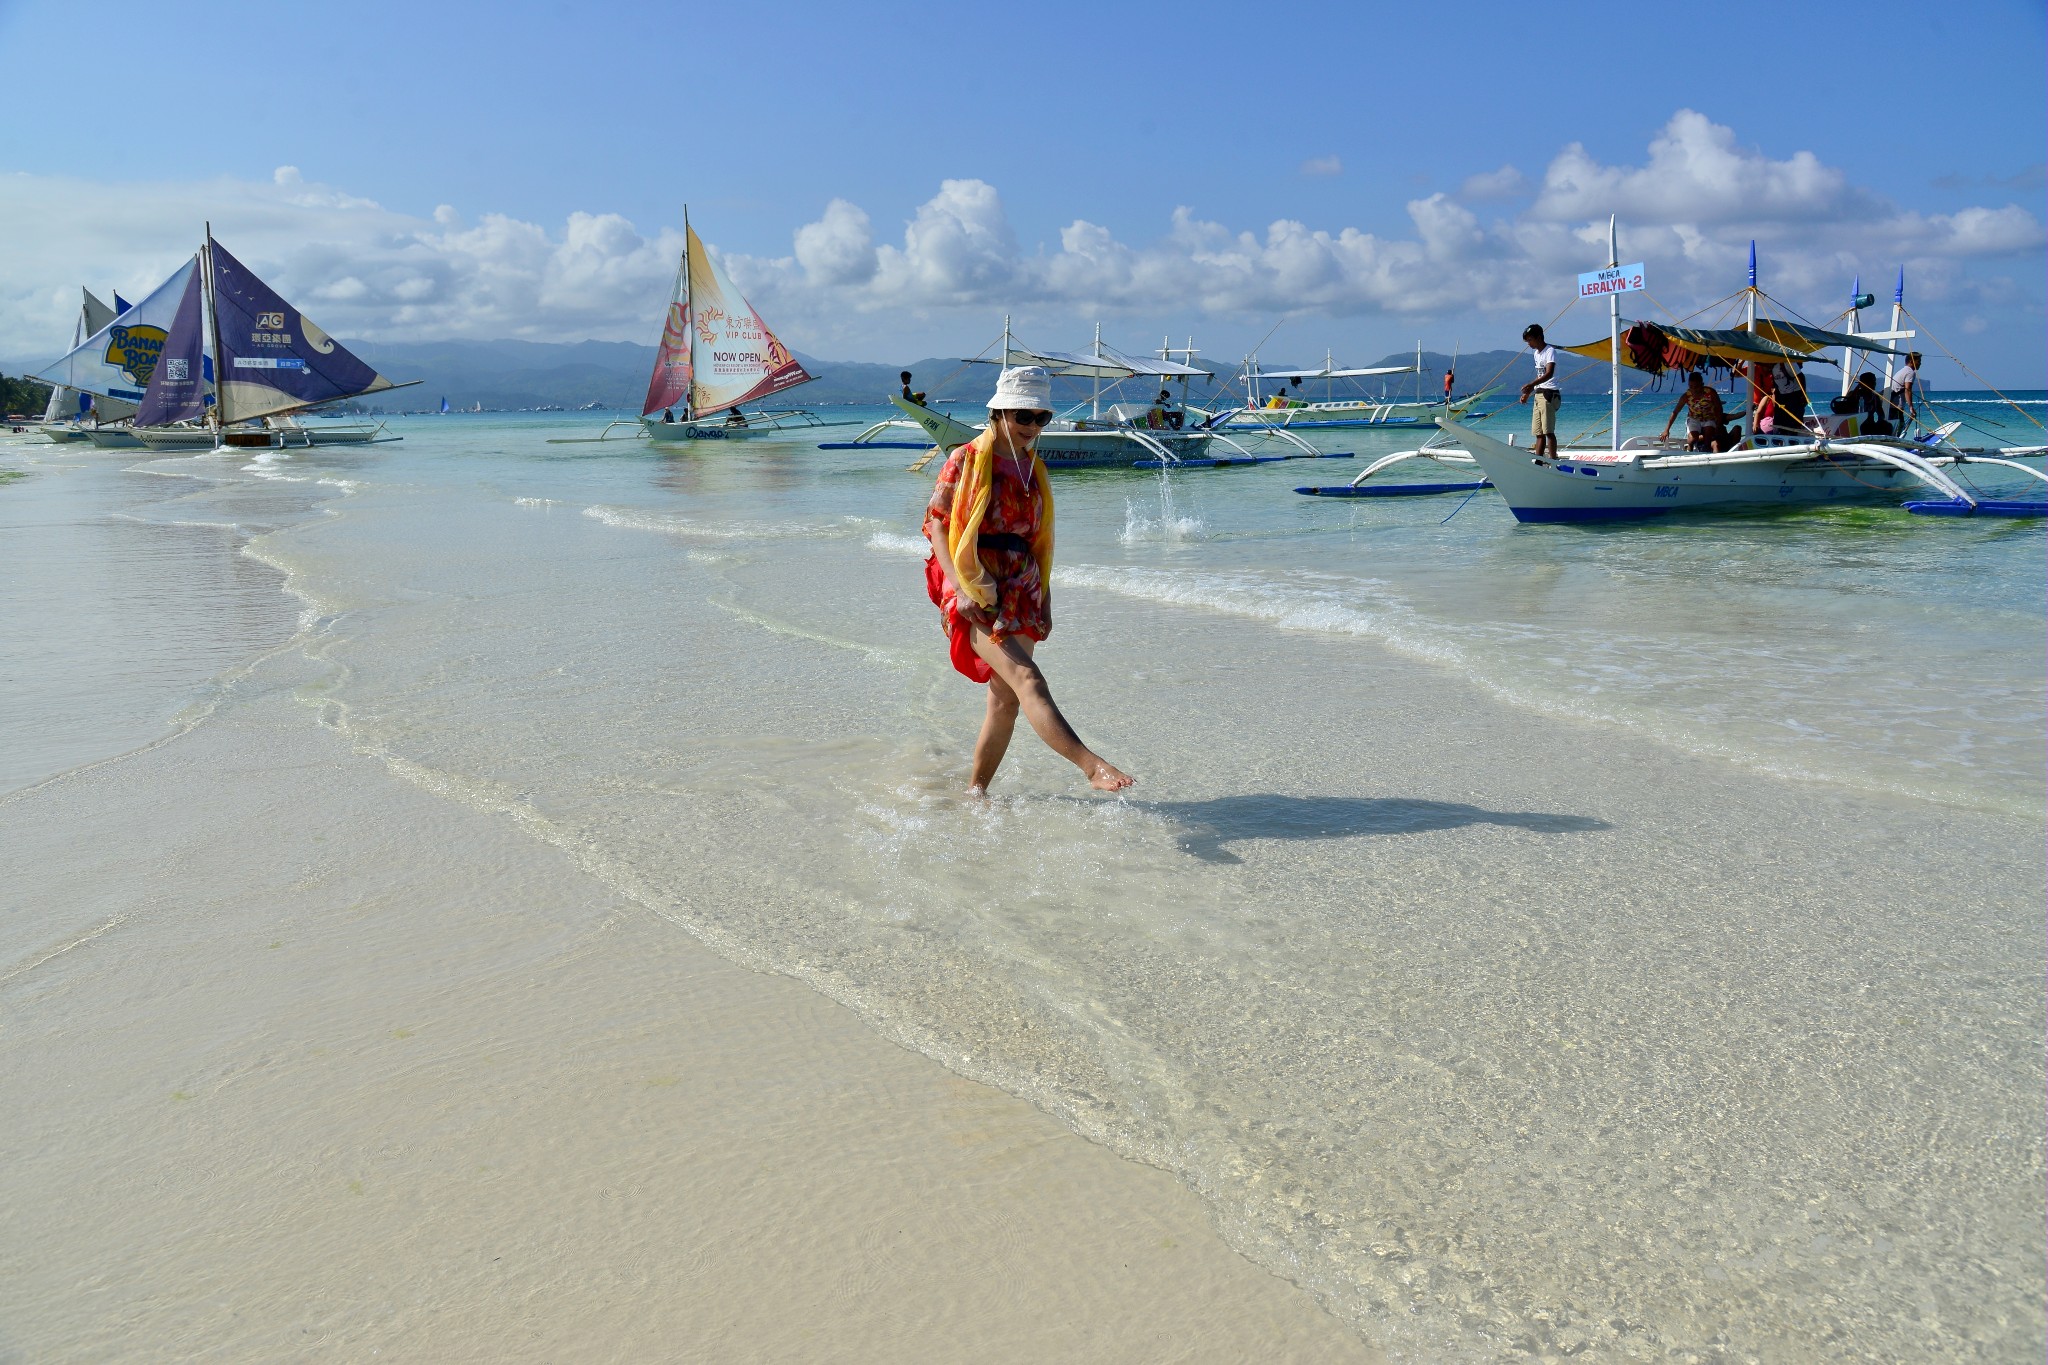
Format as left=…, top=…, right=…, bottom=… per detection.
left=582, top=503, right=832, bottom=541
left=513, top=496, right=562, bottom=507
left=867, top=531, right=929, bottom=557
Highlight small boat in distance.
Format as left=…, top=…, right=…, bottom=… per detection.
left=556, top=210, right=852, bottom=445
left=1212, top=343, right=1493, bottom=431
left=831, top=321, right=1346, bottom=472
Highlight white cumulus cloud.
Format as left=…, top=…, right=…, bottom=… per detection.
left=0, top=109, right=2037, bottom=365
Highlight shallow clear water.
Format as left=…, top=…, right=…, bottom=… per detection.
left=3, top=394, right=2042, bottom=1361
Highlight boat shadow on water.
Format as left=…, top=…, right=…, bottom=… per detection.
left=1141, top=793, right=1610, bottom=864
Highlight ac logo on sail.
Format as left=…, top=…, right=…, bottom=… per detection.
left=103, top=324, right=169, bottom=387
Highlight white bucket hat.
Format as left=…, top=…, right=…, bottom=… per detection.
left=987, top=365, right=1054, bottom=413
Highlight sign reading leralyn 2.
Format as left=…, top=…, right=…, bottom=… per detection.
left=1578, top=263, right=1646, bottom=299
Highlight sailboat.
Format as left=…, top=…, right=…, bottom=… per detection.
left=36, top=288, right=136, bottom=443
left=557, top=211, right=849, bottom=445
left=122, top=227, right=414, bottom=450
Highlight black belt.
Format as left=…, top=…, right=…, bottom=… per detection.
left=977, top=532, right=1030, bottom=553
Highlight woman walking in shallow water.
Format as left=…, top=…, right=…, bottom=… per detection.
left=923, top=366, right=1135, bottom=795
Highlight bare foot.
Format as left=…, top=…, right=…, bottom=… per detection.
left=1088, top=762, right=1135, bottom=792
left=965, top=783, right=989, bottom=801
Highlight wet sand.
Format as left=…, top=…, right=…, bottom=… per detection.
left=0, top=647, right=1375, bottom=1361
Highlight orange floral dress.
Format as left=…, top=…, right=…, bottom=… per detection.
left=925, top=447, right=1051, bottom=682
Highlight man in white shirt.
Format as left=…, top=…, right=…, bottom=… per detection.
left=1518, top=324, right=1561, bottom=458
left=1888, top=351, right=1922, bottom=427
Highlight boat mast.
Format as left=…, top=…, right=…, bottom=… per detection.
left=1608, top=216, right=1621, bottom=451
left=1842, top=275, right=1862, bottom=399
left=204, top=222, right=225, bottom=436
left=1745, top=240, right=1758, bottom=432
left=1881, top=268, right=1905, bottom=392
left=683, top=205, right=697, bottom=419
left=1091, top=321, right=1102, bottom=421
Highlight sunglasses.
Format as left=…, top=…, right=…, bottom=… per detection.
left=1004, top=410, right=1053, bottom=427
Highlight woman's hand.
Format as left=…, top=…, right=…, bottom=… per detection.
left=955, top=598, right=993, bottom=629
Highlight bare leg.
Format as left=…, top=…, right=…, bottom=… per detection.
left=966, top=630, right=1133, bottom=792
left=968, top=670, right=1021, bottom=793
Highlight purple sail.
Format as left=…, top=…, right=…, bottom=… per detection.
left=210, top=239, right=398, bottom=422
left=134, top=262, right=209, bottom=427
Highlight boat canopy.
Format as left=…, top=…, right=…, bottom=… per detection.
left=1254, top=363, right=1415, bottom=380
left=1741, top=318, right=1907, bottom=357
left=978, top=346, right=1208, bottom=381
left=1562, top=321, right=1812, bottom=370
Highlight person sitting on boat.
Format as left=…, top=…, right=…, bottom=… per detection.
left=1518, top=325, right=1561, bottom=458
left=725, top=406, right=749, bottom=427
left=921, top=365, right=1133, bottom=797
left=900, top=370, right=928, bottom=406
left=1659, top=372, right=1731, bottom=451
left=1887, top=352, right=1923, bottom=427
left=1771, top=360, right=1807, bottom=424
left=660, top=408, right=676, bottom=423
left=1849, top=372, right=1892, bottom=436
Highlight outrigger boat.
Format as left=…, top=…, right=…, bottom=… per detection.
left=1210, top=343, right=1492, bottom=431
left=39, top=231, right=410, bottom=452
left=555, top=211, right=853, bottom=446
left=828, top=321, right=1345, bottom=471
left=1304, top=224, right=2046, bottom=520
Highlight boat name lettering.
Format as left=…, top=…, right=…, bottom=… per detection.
left=1577, top=263, right=1646, bottom=299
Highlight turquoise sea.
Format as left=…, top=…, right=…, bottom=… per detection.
left=2, top=390, right=2042, bottom=1361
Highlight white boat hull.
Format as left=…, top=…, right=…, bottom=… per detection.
left=1223, top=393, right=1485, bottom=431
left=37, top=424, right=91, bottom=444
left=1440, top=420, right=1961, bottom=523
left=870, top=397, right=1223, bottom=468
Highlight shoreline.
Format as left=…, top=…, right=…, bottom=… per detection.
left=5, top=430, right=2041, bottom=1360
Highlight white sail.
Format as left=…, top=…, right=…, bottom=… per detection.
left=35, top=259, right=199, bottom=408
left=683, top=223, right=811, bottom=416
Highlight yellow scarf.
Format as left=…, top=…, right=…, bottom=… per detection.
left=941, top=427, right=1054, bottom=612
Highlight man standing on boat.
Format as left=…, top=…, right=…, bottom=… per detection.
left=1888, top=352, right=1923, bottom=427
left=1518, top=325, right=1561, bottom=458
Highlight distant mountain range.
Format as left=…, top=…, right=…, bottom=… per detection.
left=0, top=338, right=1632, bottom=418
left=327, top=339, right=1627, bottom=413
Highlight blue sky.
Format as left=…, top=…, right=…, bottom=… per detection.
left=2, top=0, right=2042, bottom=382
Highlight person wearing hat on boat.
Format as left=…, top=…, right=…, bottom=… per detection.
left=1518, top=325, right=1561, bottom=458
left=923, top=365, right=1133, bottom=795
